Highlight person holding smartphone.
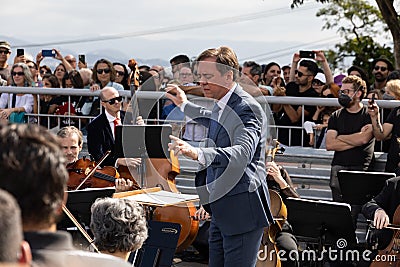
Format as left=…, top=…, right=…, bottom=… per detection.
left=35, top=49, right=74, bottom=77
left=368, top=79, right=400, bottom=175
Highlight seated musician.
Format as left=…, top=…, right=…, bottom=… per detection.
left=362, top=176, right=400, bottom=250
left=57, top=126, right=135, bottom=192
left=87, top=87, right=143, bottom=170
left=266, top=161, right=300, bottom=267
left=90, top=197, right=148, bottom=261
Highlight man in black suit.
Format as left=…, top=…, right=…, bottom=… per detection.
left=87, top=87, right=142, bottom=168
left=362, top=177, right=400, bottom=250
left=167, top=46, right=273, bottom=267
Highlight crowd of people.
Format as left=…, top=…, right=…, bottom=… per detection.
left=1, top=39, right=400, bottom=267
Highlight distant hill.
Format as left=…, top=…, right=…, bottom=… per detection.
left=0, top=35, right=170, bottom=70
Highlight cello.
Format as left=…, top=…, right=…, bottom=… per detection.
left=370, top=205, right=400, bottom=266
left=135, top=151, right=199, bottom=252
left=257, top=139, right=287, bottom=267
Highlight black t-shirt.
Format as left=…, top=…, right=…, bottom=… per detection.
left=328, top=106, right=374, bottom=168
left=384, top=107, right=400, bottom=172
left=276, top=82, right=319, bottom=126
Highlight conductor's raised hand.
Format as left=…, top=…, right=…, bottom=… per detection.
left=168, top=135, right=198, bottom=160
left=165, top=84, right=187, bottom=107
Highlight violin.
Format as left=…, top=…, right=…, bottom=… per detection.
left=370, top=205, right=400, bottom=266
left=67, top=157, right=140, bottom=191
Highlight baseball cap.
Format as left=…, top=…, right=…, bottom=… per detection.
left=314, top=73, right=326, bottom=84
left=0, top=41, right=11, bottom=51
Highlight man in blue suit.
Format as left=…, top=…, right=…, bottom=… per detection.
left=167, top=46, right=273, bottom=267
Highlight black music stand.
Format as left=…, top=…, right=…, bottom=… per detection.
left=338, top=170, right=395, bottom=205
left=57, top=187, right=115, bottom=230
left=338, top=170, right=395, bottom=229
left=129, top=220, right=181, bottom=267
left=115, top=125, right=172, bottom=159
left=286, top=198, right=357, bottom=265
left=115, top=125, right=172, bottom=188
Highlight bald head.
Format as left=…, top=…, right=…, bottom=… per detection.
left=100, top=87, right=121, bottom=116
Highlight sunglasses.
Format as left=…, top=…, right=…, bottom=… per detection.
left=295, top=70, right=312, bottom=78
left=12, top=71, right=24, bottom=76
left=115, top=70, right=125, bottom=76
left=374, top=66, right=387, bottom=72
left=0, top=50, right=10, bottom=55
left=102, top=96, right=123, bottom=105
left=97, top=68, right=111, bottom=74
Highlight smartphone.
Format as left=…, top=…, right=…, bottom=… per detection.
left=42, top=49, right=55, bottom=57
left=299, top=50, right=315, bottom=59
left=368, top=94, right=376, bottom=110
left=17, top=49, right=24, bottom=57
left=78, top=54, right=85, bottom=64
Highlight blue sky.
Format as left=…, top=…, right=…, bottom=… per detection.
left=1, top=0, right=377, bottom=67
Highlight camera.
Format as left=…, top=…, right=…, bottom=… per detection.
left=299, top=50, right=315, bottom=59
left=16, top=49, right=24, bottom=57
left=42, top=49, right=55, bottom=57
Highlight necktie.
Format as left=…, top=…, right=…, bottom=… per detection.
left=208, top=104, right=221, bottom=140
left=113, top=117, right=121, bottom=138
left=206, top=103, right=221, bottom=192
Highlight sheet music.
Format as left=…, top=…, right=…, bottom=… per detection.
left=123, top=190, right=199, bottom=207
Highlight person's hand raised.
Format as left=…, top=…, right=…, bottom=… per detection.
left=165, top=84, right=188, bottom=107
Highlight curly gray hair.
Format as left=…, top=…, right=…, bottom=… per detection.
left=90, top=197, right=148, bottom=253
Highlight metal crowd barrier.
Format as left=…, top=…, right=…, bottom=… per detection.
left=1, top=86, right=399, bottom=145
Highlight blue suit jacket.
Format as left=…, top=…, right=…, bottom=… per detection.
left=184, top=85, right=274, bottom=236
left=87, top=111, right=125, bottom=167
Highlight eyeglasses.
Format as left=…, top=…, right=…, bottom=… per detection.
left=374, top=66, right=387, bottom=72
left=102, top=96, right=123, bottom=105
left=312, top=80, right=324, bottom=86
left=295, top=70, right=312, bottom=78
left=0, top=50, right=10, bottom=55
left=339, top=89, right=355, bottom=95
left=12, top=71, right=24, bottom=76
left=115, top=70, right=125, bottom=76
left=97, top=68, right=111, bottom=74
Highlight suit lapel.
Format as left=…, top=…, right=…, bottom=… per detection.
left=101, top=113, right=114, bottom=142
left=210, top=87, right=240, bottom=140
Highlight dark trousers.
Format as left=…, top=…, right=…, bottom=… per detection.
left=208, top=219, right=263, bottom=267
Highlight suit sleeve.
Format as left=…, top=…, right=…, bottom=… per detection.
left=201, top=102, right=262, bottom=169
left=362, top=178, right=394, bottom=220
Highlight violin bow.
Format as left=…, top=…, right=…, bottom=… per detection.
left=62, top=204, right=100, bottom=253
left=75, top=150, right=111, bottom=190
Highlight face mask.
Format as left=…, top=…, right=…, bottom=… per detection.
left=338, top=94, right=352, bottom=108
left=338, top=87, right=361, bottom=108
left=382, top=93, right=396, bottom=100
